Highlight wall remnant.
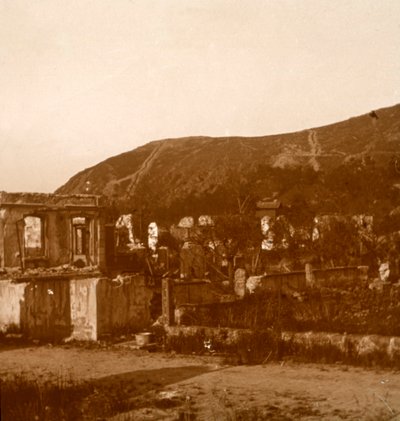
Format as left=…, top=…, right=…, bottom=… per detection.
left=0, top=191, right=105, bottom=270
left=0, top=274, right=152, bottom=341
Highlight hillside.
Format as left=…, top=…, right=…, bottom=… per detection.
left=57, top=104, right=400, bottom=226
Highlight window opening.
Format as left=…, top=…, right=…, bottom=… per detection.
left=23, top=216, right=44, bottom=257
left=72, top=217, right=89, bottom=259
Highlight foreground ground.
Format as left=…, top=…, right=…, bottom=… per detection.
left=1, top=343, right=400, bottom=420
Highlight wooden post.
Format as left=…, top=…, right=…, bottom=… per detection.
left=162, top=278, right=174, bottom=326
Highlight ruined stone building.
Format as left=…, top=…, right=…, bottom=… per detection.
left=0, top=191, right=105, bottom=270
left=0, top=191, right=162, bottom=341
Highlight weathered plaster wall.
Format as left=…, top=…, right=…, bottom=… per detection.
left=97, top=275, right=153, bottom=335
left=21, top=279, right=72, bottom=341
left=0, top=275, right=153, bottom=340
left=1, top=277, right=98, bottom=341
left=70, top=278, right=98, bottom=341
left=0, top=279, right=27, bottom=332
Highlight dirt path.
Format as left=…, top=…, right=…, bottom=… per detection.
left=126, top=140, right=166, bottom=196
left=307, top=129, right=321, bottom=171
left=1, top=345, right=400, bottom=420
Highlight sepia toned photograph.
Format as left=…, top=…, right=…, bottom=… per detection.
left=1, top=1, right=400, bottom=419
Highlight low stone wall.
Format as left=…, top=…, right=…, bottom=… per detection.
left=258, top=271, right=306, bottom=293
left=313, top=266, right=368, bottom=288
left=165, top=325, right=400, bottom=366
left=161, top=279, right=236, bottom=325
left=240, top=266, right=368, bottom=296
left=282, top=331, right=400, bottom=363
left=172, top=283, right=400, bottom=337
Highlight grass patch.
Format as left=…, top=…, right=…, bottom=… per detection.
left=0, top=373, right=93, bottom=421
left=0, top=373, right=139, bottom=420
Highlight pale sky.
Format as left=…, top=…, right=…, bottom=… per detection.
left=1, top=0, right=400, bottom=193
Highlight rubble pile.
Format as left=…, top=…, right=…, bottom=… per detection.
left=0, top=264, right=100, bottom=281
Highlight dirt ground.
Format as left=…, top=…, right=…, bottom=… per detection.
left=1, top=343, right=400, bottom=420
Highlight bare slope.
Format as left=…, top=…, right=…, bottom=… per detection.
left=57, top=104, right=400, bottom=220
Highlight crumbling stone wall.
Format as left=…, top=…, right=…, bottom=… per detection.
left=0, top=191, right=105, bottom=269
left=0, top=208, right=78, bottom=268
left=21, top=279, right=72, bottom=341
left=96, top=275, right=153, bottom=335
